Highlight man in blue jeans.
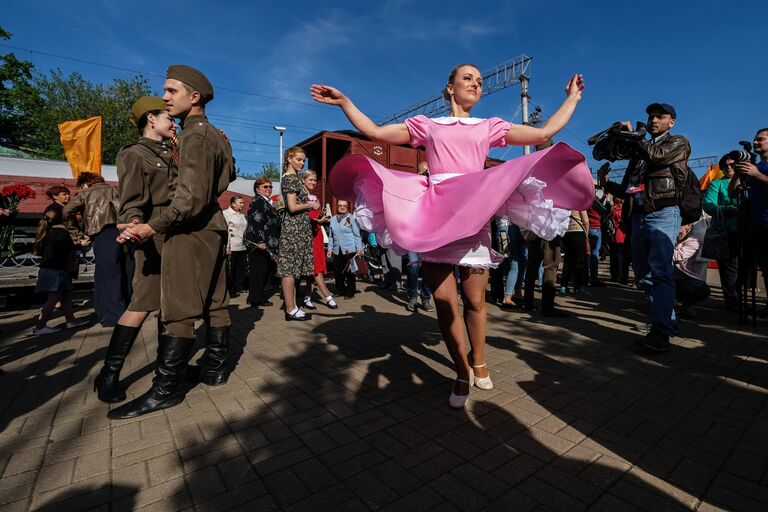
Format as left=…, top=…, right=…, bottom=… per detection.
left=406, top=162, right=434, bottom=312
left=599, top=103, right=691, bottom=352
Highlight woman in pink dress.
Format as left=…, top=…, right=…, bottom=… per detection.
left=310, top=64, right=593, bottom=408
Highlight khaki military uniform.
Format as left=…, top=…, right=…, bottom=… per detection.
left=148, top=115, right=236, bottom=337
left=116, top=137, right=174, bottom=312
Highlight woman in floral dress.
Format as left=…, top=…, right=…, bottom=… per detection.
left=277, top=146, right=320, bottom=321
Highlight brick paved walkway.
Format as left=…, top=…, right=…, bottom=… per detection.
left=0, top=270, right=766, bottom=511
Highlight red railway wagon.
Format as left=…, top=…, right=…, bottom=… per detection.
left=296, top=130, right=504, bottom=214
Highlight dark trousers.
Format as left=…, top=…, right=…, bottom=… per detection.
left=717, top=231, right=740, bottom=305
left=524, top=236, right=561, bottom=308
left=333, top=253, right=356, bottom=296
left=741, top=224, right=768, bottom=297
left=247, top=248, right=275, bottom=304
left=228, top=250, right=248, bottom=293
left=675, top=271, right=710, bottom=306
left=609, top=241, right=629, bottom=284
left=490, top=259, right=506, bottom=303
left=93, top=225, right=133, bottom=327
left=561, top=231, right=587, bottom=290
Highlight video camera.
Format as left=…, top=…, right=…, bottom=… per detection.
left=588, top=121, right=648, bottom=162
left=728, top=141, right=758, bottom=165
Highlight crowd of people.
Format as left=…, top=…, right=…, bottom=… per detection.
left=22, top=62, right=767, bottom=417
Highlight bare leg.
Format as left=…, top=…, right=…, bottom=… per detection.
left=423, top=262, right=470, bottom=396
left=36, top=292, right=61, bottom=329
left=117, top=310, right=150, bottom=328
left=460, top=267, right=490, bottom=379
left=281, top=276, right=298, bottom=312
left=314, top=272, right=333, bottom=299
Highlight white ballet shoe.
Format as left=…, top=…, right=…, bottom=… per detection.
left=472, top=363, right=494, bottom=390
left=448, top=379, right=471, bottom=409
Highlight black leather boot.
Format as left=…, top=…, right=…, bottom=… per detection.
left=191, top=326, right=230, bottom=386
left=541, top=285, right=569, bottom=318
left=94, top=324, right=141, bottom=403
left=107, top=335, right=194, bottom=419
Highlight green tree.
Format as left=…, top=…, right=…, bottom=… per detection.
left=27, top=70, right=151, bottom=164
left=0, top=27, right=43, bottom=150
left=2, top=26, right=152, bottom=164
left=259, top=161, right=280, bottom=181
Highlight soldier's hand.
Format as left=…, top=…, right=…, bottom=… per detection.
left=309, top=84, right=347, bottom=106
left=117, top=219, right=140, bottom=231
left=123, top=223, right=156, bottom=243
left=620, top=121, right=633, bottom=132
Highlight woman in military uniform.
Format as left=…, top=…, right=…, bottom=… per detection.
left=93, top=96, right=177, bottom=403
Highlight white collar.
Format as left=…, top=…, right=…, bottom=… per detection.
left=430, top=116, right=485, bottom=125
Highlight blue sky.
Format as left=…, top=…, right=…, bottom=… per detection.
left=3, top=0, right=767, bottom=177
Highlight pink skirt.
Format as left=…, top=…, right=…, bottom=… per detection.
left=330, top=142, right=594, bottom=267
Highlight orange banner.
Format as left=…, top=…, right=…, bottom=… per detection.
left=58, top=116, right=102, bottom=179
left=699, top=163, right=722, bottom=191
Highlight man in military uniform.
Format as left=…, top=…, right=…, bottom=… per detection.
left=109, top=65, right=236, bottom=419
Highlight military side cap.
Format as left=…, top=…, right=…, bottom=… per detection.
left=166, top=64, right=214, bottom=103
left=130, top=96, right=167, bottom=126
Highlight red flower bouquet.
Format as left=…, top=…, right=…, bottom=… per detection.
left=1, top=184, right=36, bottom=255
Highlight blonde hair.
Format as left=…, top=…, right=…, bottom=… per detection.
left=283, top=146, right=305, bottom=172
left=301, top=169, right=317, bottom=182
left=443, top=63, right=481, bottom=102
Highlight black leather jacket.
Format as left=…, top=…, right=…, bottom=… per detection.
left=604, top=131, right=691, bottom=219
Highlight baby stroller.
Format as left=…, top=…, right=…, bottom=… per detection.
left=360, top=230, right=385, bottom=283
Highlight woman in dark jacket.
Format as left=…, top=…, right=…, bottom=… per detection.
left=245, top=177, right=281, bottom=307
left=63, top=172, right=127, bottom=327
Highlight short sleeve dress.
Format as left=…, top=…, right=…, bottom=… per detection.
left=329, top=115, right=595, bottom=268
left=276, top=173, right=315, bottom=277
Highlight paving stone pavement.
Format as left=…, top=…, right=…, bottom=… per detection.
left=0, top=268, right=766, bottom=511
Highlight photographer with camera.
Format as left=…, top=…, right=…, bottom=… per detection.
left=702, top=154, right=740, bottom=310
left=728, top=128, right=768, bottom=316
left=598, top=103, right=692, bottom=352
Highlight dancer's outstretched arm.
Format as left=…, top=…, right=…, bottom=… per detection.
left=310, top=84, right=410, bottom=145
left=505, top=74, right=584, bottom=146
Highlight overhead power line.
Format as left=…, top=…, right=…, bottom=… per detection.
left=0, top=43, right=332, bottom=111
left=380, top=55, right=533, bottom=125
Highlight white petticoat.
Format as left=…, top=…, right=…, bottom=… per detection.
left=354, top=173, right=570, bottom=268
